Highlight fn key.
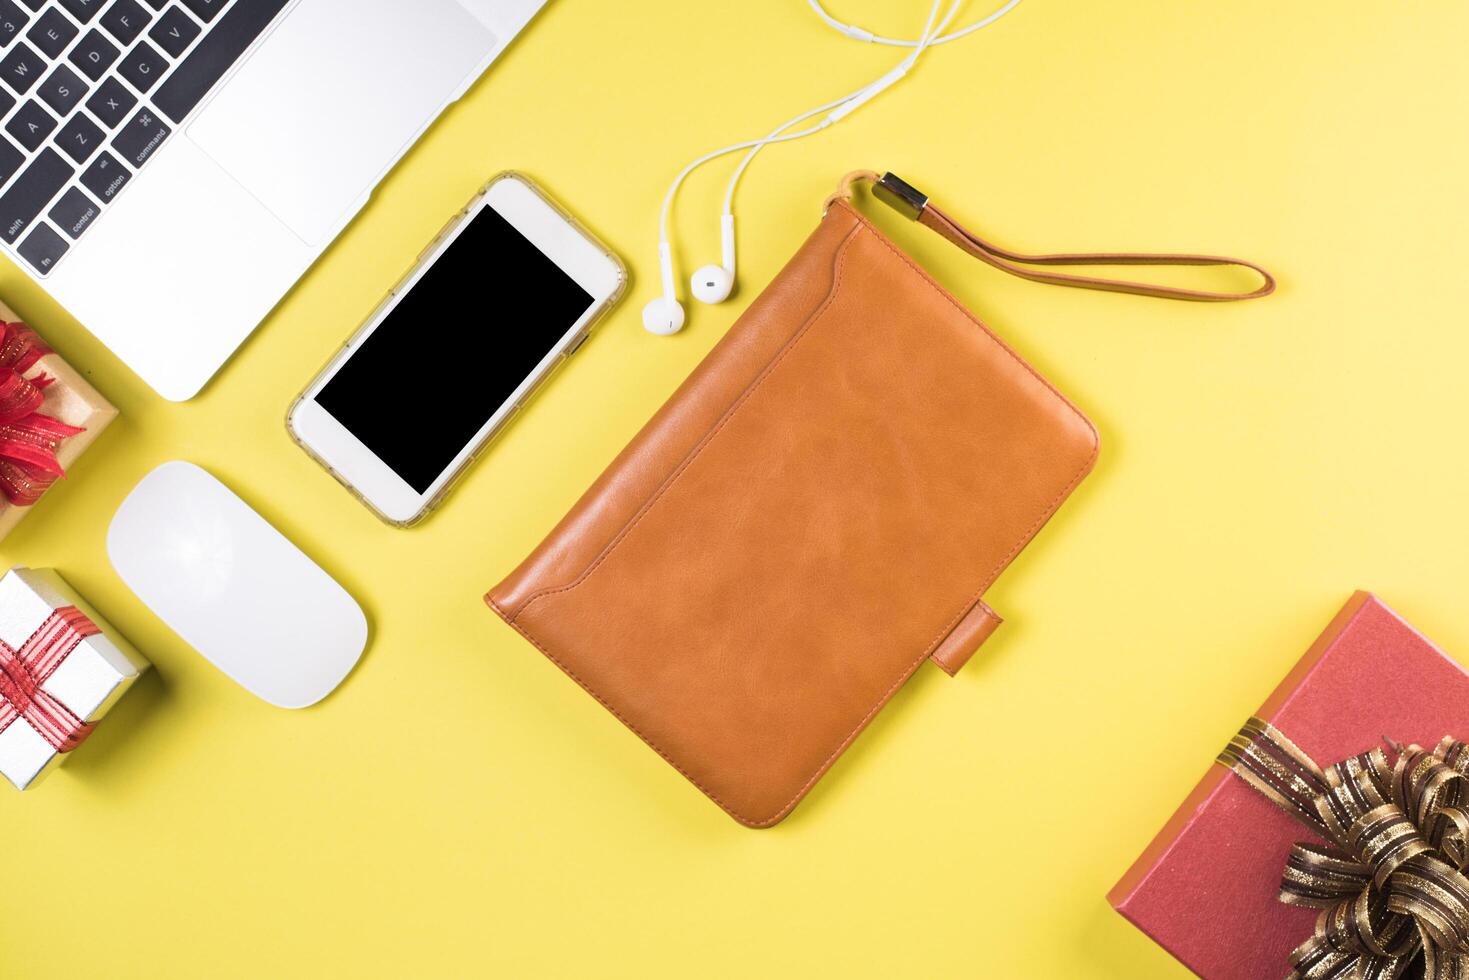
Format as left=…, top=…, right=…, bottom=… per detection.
left=18, top=222, right=67, bottom=274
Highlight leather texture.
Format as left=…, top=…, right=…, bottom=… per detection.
left=487, top=190, right=1106, bottom=827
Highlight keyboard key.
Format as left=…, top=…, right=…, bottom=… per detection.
left=117, top=39, right=166, bottom=92
left=27, top=8, right=77, bottom=59
left=55, top=111, right=102, bottom=162
left=69, top=29, right=119, bottom=81
left=18, top=220, right=66, bottom=272
left=180, top=0, right=227, bottom=23
left=101, top=0, right=150, bottom=45
left=111, top=105, right=168, bottom=166
left=142, top=0, right=165, bottom=7
left=58, top=0, right=106, bottom=24
left=16, top=0, right=40, bottom=11
left=5, top=98, right=52, bottom=150
left=0, top=40, right=43, bottom=93
left=0, top=148, right=72, bottom=242
left=0, top=134, right=22, bottom=186
left=48, top=185, right=98, bottom=238
left=37, top=64, right=86, bottom=116
left=149, top=6, right=199, bottom=57
left=85, top=76, right=135, bottom=127
left=155, top=0, right=287, bottom=123
left=0, top=1, right=29, bottom=47
left=79, top=149, right=128, bottom=200
left=0, top=87, right=15, bottom=119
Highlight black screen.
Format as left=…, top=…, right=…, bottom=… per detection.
left=317, top=205, right=595, bottom=493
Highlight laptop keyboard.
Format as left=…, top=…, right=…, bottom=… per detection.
left=0, top=0, right=288, bottom=275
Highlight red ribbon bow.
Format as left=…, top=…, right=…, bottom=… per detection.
left=0, top=607, right=103, bottom=753
left=0, top=320, right=84, bottom=507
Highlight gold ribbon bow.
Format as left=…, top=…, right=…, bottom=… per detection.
left=1221, top=719, right=1469, bottom=979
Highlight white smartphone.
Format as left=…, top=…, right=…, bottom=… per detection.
left=288, top=172, right=626, bottom=526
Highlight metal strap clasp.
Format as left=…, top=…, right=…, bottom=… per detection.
left=872, top=172, right=929, bottom=221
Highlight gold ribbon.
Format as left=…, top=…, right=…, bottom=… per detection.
left=1220, top=719, right=1469, bottom=979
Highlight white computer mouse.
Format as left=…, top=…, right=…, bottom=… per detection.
left=107, top=461, right=368, bottom=709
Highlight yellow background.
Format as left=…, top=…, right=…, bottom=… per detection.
left=4, top=1, right=1468, bottom=976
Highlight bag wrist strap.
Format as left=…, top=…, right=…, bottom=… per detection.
left=828, top=170, right=1276, bottom=302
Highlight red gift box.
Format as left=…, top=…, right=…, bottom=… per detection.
left=1109, top=592, right=1469, bottom=979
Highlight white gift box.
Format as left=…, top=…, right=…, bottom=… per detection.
left=0, top=567, right=148, bottom=790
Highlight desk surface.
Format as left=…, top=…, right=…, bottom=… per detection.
left=6, top=2, right=1468, bottom=977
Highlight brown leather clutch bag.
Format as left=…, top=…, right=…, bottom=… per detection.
left=487, top=171, right=1273, bottom=827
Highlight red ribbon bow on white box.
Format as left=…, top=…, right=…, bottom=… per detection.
left=0, top=606, right=102, bottom=753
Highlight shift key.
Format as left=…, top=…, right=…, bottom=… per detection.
left=0, top=148, right=72, bottom=244
left=112, top=106, right=169, bottom=167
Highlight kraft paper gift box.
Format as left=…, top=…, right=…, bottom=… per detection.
left=0, top=298, right=116, bottom=543
left=0, top=567, right=148, bottom=791
left=1110, top=592, right=1469, bottom=979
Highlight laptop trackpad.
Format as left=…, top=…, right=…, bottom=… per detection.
left=187, top=0, right=494, bottom=245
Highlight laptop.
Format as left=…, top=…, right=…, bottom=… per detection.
left=0, top=0, right=545, bottom=400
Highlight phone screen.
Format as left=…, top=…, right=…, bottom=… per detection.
left=316, top=203, right=595, bottom=493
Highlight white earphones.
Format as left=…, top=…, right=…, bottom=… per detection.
left=643, top=1, right=1022, bottom=335
left=690, top=214, right=736, bottom=304
left=641, top=241, right=686, bottom=335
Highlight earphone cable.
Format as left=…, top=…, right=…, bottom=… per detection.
left=806, top=0, right=1022, bottom=47
left=721, top=0, right=962, bottom=216
left=657, top=0, right=947, bottom=253
left=647, top=1, right=1020, bottom=333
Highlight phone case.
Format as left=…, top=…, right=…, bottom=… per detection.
left=288, top=172, right=627, bottom=526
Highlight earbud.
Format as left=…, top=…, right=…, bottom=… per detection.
left=690, top=265, right=733, bottom=304
left=641, top=296, right=685, bottom=335
left=690, top=214, right=737, bottom=305
left=643, top=241, right=686, bottom=335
